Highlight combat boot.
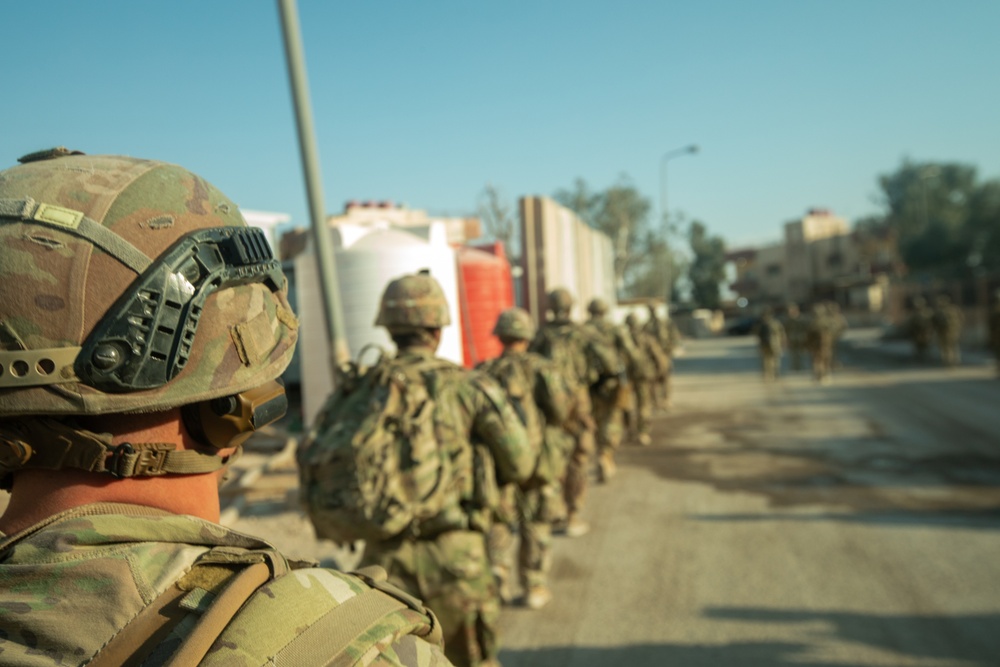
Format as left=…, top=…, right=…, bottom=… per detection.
left=597, top=451, right=617, bottom=482
left=525, top=585, right=553, bottom=610
left=564, top=512, right=590, bottom=537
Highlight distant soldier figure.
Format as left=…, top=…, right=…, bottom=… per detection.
left=827, top=301, right=849, bottom=368
left=624, top=312, right=669, bottom=445
left=479, top=308, right=574, bottom=610
left=644, top=303, right=682, bottom=409
left=530, top=288, right=597, bottom=537
left=906, top=295, right=935, bottom=362
left=806, top=302, right=835, bottom=384
left=989, top=289, right=1000, bottom=377
left=303, top=271, right=535, bottom=667
left=782, top=303, right=808, bottom=370
left=755, top=308, right=787, bottom=381
left=585, top=298, right=640, bottom=482
left=932, top=294, right=964, bottom=367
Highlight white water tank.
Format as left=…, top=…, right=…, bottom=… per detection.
left=295, top=221, right=463, bottom=427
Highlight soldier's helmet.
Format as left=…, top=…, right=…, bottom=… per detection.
left=0, top=149, right=298, bottom=419
left=547, top=287, right=574, bottom=314
left=587, top=297, right=609, bottom=316
left=493, top=307, right=536, bottom=341
left=624, top=312, right=639, bottom=328
left=375, top=270, right=451, bottom=331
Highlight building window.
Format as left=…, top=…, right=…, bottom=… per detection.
left=827, top=252, right=843, bottom=268
left=766, top=264, right=782, bottom=277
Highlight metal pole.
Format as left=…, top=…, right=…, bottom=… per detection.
left=277, top=0, right=351, bottom=374
left=659, top=144, right=699, bottom=303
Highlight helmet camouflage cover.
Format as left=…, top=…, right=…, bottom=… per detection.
left=587, top=297, right=609, bottom=315
left=547, top=287, right=573, bottom=313
left=492, top=307, right=536, bottom=341
left=375, top=271, right=451, bottom=331
left=0, top=149, right=298, bottom=417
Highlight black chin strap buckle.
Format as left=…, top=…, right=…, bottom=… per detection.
left=108, top=442, right=136, bottom=479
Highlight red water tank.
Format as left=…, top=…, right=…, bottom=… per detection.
left=455, top=243, right=515, bottom=368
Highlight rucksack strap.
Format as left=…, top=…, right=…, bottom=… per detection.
left=270, top=565, right=442, bottom=665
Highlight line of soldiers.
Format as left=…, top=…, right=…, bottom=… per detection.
left=756, top=301, right=848, bottom=384
left=310, top=280, right=682, bottom=666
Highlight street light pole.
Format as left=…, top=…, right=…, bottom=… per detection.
left=659, top=144, right=699, bottom=304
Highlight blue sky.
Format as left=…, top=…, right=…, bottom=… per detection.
left=5, top=1, right=998, bottom=249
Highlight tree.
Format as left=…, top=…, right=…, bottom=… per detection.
left=477, top=183, right=517, bottom=256
left=687, top=220, right=726, bottom=309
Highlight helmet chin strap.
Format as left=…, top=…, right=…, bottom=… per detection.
left=0, top=418, right=236, bottom=491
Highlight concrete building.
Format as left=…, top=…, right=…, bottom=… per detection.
left=728, top=209, right=901, bottom=312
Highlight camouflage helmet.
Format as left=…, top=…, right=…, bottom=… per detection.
left=547, top=287, right=574, bottom=313
left=0, top=149, right=299, bottom=418
left=587, top=297, right=609, bottom=316
left=624, top=312, right=639, bottom=328
left=492, top=307, right=536, bottom=341
left=375, top=270, right=451, bottom=330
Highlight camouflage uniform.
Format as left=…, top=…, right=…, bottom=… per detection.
left=584, top=298, right=639, bottom=482
left=989, top=290, right=1000, bottom=377
left=529, top=288, right=597, bottom=537
left=624, top=313, right=666, bottom=446
left=0, top=504, right=447, bottom=667
left=358, top=275, right=535, bottom=667
left=0, top=150, right=452, bottom=666
left=781, top=304, right=808, bottom=371
left=478, top=308, right=574, bottom=610
left=931, top=295, right=963, bottom=367
left=906, top=296, right=934, bottom=362
left=805, top=303, right=835, bottom=384
left=643, top=305, right=681, bottom=409
left=755, top=310, right=786, bottom=382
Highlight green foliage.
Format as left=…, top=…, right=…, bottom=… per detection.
left=874, top=159, right=1000, bottom=275
left=687, top=220, right=726, bottom=309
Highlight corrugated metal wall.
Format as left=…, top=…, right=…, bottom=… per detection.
left=519, top=196, right=616, bottom=323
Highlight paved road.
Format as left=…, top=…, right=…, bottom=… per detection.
left=498, top=332, right=1000, bottom=667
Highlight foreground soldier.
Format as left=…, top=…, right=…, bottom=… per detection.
left=357, top=273, right=535, bottom=667
left=0, top=150, right=450, bottom=665
left=529, top=288, right=597, bottom=537
left=584, top=298, right=638, bottom=482
left=806, top=303, right=835, bottom=384
left=479, top=308, right=574, bottom=610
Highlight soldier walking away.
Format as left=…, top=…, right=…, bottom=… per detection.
left=479, top=308, right=575, bottom=610
left=806, top=302, right=835, bottom=384
left=755, top=308, right=787, bottom=382
left=644, top=302, right=681, bottom=409
left=301, top=271, right=534, bottom=667
left=931, top=295, right=964, bottom=367
left=827, top=301, right=849, bottom=369
left=530, top=288, right=597, bottom=538
left=585, top=298, right=639, bottom=483
left=989, top=289, right=1000, bottom=377
left=0, top=149, right=452, bottom=666
left=782, top=303, right=808, bottom=371
left=624, top=313, right=668, bottom=445
left=906, top=295, right=935, bottom=362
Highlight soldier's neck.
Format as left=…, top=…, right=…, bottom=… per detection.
left=0, top=412, right=224, bottom=535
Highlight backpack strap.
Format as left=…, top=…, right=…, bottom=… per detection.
left=269, top=565, right=442, bottom=665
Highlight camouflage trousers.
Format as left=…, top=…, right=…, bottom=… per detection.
left=487, top=485, right=556, bottom=597
left=810, top=344, right=833, bottom=383
left=362, top=529, right=500, bottom=667
left=937, top=336, right=961, bottom=367
left=629, top=380, right=654, bottom=440
left=760, top=348, right=781, bottom=381
left=563, top=427, right=595, bottom=515
left=591, top=395, right=625, bottom=455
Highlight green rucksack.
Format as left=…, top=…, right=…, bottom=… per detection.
left=297, top=352, right=458, bottom=543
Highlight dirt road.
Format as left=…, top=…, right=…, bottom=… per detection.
left=498, top=332, right=1000, bottom=667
